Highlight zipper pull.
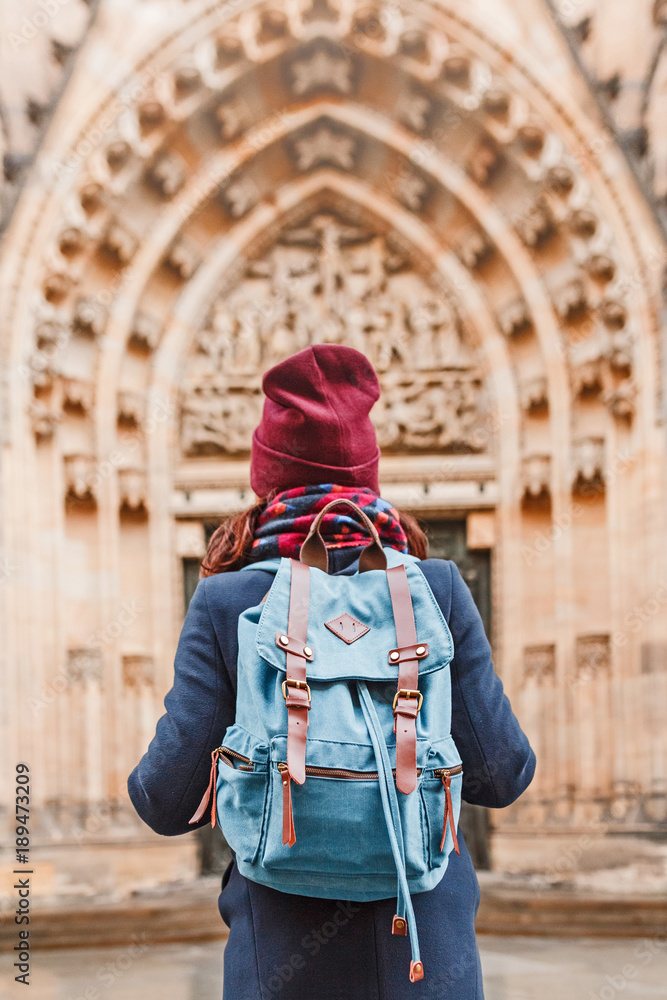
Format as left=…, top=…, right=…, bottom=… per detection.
left=440, top=772, right=460, bottom=855
left=279, top=764, right=296, bottom=847
left=189, top=748, right=221, bottom=829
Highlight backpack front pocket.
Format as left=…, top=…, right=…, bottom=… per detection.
left=216, top=749, right=270, bottom=865
left=420, top=765, right=463, bottom=869
left=261, top=760, right=428, bottom=878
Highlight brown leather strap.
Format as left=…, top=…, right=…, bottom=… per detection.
left=387, top=642, right=429, bottom=664
left=440, top=773, right=460, bottom=855
left=300, top=498, right=387, bottom=573
left=386, top=565, right=420, bottom=795
left=281, top=768, right=296, bottom=847
left=188, top=749, right=220, bottom=829
left=284, top=559, right=311, bottom=786
left=275, top=632, right=314, bottom=660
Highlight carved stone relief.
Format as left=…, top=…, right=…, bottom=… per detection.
left=64, top=454, right=98, bottom=503
left=220, top=176, right=261, bottom=218
left=572, top=437, right=605, bottom=494
left=575, top=634, right=611, bottom=682
left=519, top=376, right=548, bottom=412
left=122, top=654, right=154, bottom=687
left=522, top=454, right=551, bottom=499
left=117, top=391, right=144, bottom=427
left=119, top=469, right=148, bottom=512
left=289, top=45, right=354, bottom=95
left=180, top=212, right=489, bottom=456
left=457, top=230, right=494, bottom=270
left=30, top=399, right=60, bottom=440
left=146, top=152, right=186, bottom=199
left=498, top=299, right=532, bottom=338
left=291, top=125, right=357, bottom=171
left=66, top=647, right=103, bottom=684
left=73, top=297, right=106, bottom=338
left=101, top=219, right=138, bottom=266
left=165, top=236, right=201, bottom=280
left=216, top=96, right=252, bottom=140
left=129, top=313, right=162, bottom=352
left=524, top=644, right=556, bottom=683
left=62, top=377, right=94, bottom=414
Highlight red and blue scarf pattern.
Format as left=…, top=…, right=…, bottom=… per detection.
left=250, top=484, right=408, bottom=563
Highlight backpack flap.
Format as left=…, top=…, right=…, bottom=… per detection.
left=255, top=557, right=454, bottom=683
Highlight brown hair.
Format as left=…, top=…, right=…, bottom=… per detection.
left=199, top=498, right=428, bottom=577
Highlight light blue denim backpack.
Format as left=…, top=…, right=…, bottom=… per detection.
left=191, top=499, right=462, bottom=983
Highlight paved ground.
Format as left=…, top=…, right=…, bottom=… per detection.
left=2, top=936, right=667, bottom=998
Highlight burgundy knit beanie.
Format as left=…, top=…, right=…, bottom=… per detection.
left=250, top=344, right=381, bottom=498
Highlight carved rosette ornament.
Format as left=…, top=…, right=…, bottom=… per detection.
left=289, top=45, right=354, bottom=95
left=180, top=212, right=489, bottom=456
left=291, top=125, right=357, bottom=171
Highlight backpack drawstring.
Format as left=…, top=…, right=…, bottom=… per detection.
left=357, top=682, right=424, bottom=983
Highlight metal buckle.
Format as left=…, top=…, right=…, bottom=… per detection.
left=282, top=678, right=312, bottom=705
left=392, top=688, right=423, bottom=712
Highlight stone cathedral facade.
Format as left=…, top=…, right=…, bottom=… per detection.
left=1, top=0, right=666, bottom=902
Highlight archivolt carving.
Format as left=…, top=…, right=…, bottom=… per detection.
left=16, top=0, right=653, bottom=482
left=180, top=212, right=488, bottom=456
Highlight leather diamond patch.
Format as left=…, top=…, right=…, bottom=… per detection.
left=325, top=612, right=370, bottom=644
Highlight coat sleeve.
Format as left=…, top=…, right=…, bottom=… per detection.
left=127, top=576, right=236, bottom=836
left=425, top=559, right=536, bottom=808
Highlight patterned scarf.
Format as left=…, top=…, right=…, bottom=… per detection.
left=249, top=484, right=408, bottom=563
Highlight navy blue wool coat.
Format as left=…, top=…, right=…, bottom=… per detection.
left=128, top=548, right=535, bottom=1000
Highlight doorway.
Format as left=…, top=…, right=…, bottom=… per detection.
left=423, top=518, right=492, bottom=869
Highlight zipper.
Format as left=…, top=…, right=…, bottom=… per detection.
left=278, top=761, right=385, bottom=779
left=219, top=747, right=255, bottom=771
left=433, top=765, right=463, bottom=778
left=277, top=762, right=463, bottom=780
